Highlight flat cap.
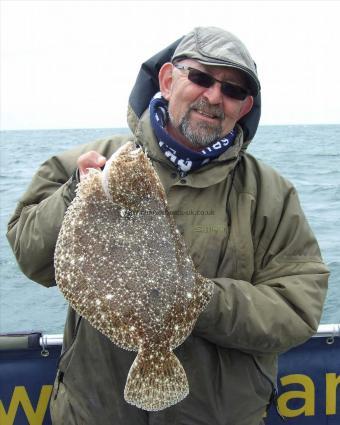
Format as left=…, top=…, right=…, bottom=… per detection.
left=171, top=26, right=260, bottom=96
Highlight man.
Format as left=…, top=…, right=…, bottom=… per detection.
left=7, top=27, right=328, bottom=425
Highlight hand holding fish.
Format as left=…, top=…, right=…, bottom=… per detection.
left=77, top=151, right=106, bottom=180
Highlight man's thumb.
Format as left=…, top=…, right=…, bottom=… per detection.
left=96, top=155, right=106, bottom=166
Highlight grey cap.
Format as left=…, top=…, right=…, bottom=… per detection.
left=171, top=26, right=260, bottom=96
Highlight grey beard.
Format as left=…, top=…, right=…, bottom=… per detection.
left=179, top=116, right=223, bottom=148
left=169, top=99, right=224, bottom=148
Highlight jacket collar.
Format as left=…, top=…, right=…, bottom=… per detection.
left=133, top=109, right=244, bottom=188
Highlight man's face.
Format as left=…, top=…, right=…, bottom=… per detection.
left=160, top=60, right=253, bottom=149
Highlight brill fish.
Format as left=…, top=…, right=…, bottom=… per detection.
left=54, top=142, right=214, bottom=411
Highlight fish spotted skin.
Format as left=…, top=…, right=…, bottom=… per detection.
left=54, top=141, right=214, bottom=411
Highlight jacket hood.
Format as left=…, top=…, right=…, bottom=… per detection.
left=128, top=36, right=261, bottom=144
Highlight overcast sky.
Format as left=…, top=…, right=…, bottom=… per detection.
left=1, top=0, right=340, bottom=130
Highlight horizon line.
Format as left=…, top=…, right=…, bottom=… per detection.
left=1, top=122, right=340, bottom=132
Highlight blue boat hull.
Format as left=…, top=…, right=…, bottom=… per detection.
left=0, top=331, right=339, bottom=424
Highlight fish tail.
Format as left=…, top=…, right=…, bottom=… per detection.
left=124, top=349, right=188, bottom=411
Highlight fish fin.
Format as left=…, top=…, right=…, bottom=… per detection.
left=124, top=349, right=188, bottom=411
left=194, top=273, right=215, bottom=312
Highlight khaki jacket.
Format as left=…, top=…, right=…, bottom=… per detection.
left=7, top=109, right=329, bottom=425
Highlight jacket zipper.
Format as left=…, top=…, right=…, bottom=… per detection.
left=251, top=356, right=286, bottom=421
left=53, top=315, right=82, bottom=400
left=56, top=315, right=82, bottom=370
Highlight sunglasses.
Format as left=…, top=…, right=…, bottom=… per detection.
left=174, top=64, right=249, bottom=101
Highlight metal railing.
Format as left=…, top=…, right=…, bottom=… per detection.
left=313, top=323, right=340, bottom=338
left=39, top=324, right=340, bottom=347
left=1, top=325, right=339, bottom=351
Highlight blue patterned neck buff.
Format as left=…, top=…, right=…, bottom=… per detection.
left=149, top=92, right=237, bottom=176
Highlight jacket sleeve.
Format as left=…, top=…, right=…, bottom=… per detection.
left=6, top=154, right=79, bottom=287
left=193, top=166, right=329, bottom=355
left=7, top=136, right=130, bottom=288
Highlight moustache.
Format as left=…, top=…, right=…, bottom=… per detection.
left=189, top=98, right=225, bottom=120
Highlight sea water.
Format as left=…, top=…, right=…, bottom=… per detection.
left=0, top=125, right=339, bottom=333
